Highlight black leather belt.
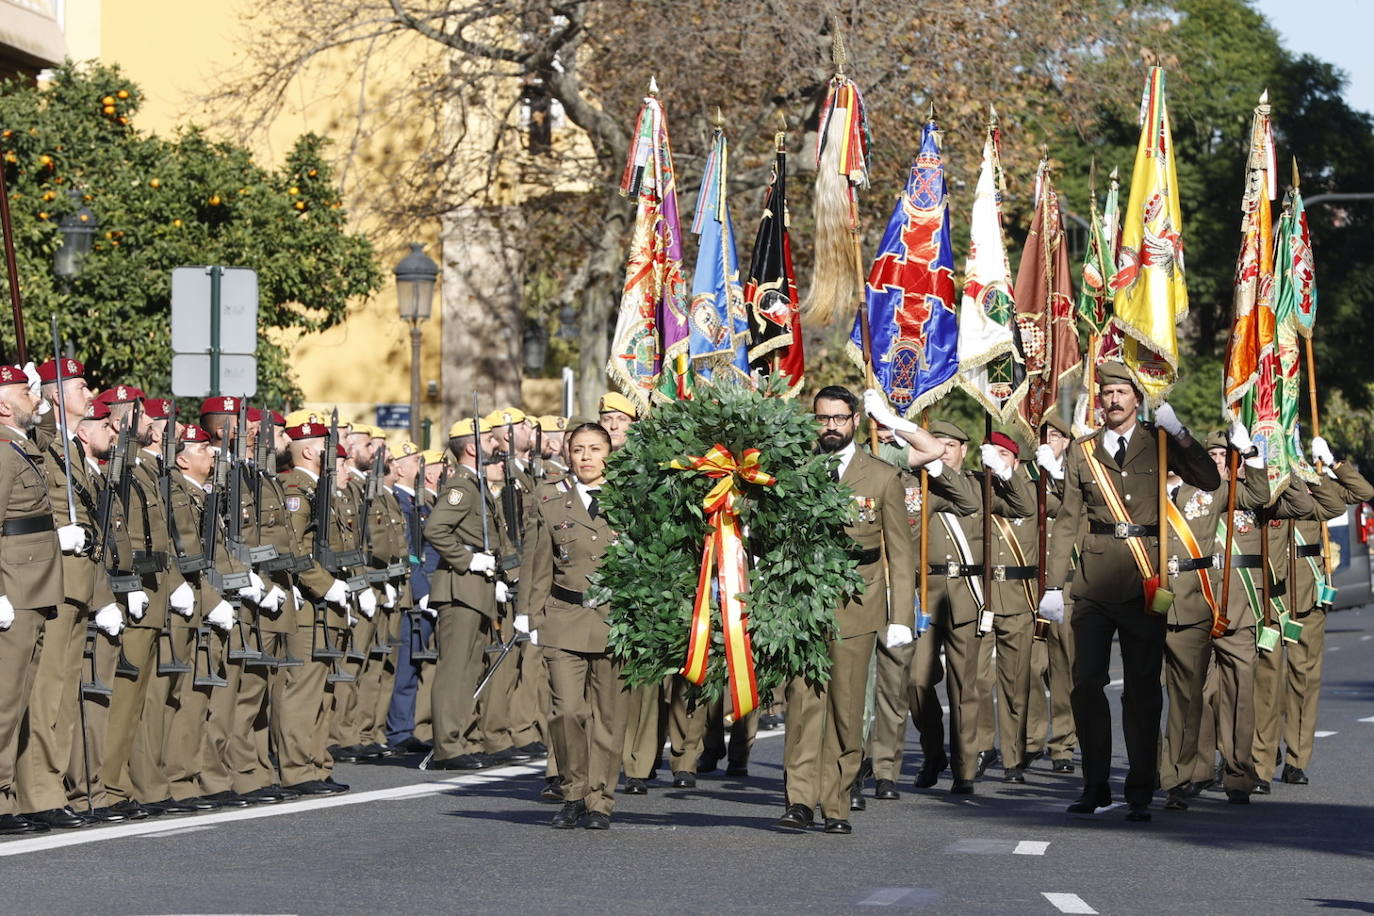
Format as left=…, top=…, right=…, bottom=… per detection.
left=929, top=563, right=984, bottom=578
left=1229, top=554, right=1263, bottom=568
left=132, top=550, right=168, bottom=575
left=1168, top=555, right=1213, bottom=574
left=1296, top=544, right=1323, bottom=558
left=551, top=582, right=604, bottom=608
left=851, top=547, right=882, bottom=566
left=1089, top=521, right=1158, bottom=538
left=3, top=514, right=53, bottom=536
left=989, top=565, right=1037, bottom=581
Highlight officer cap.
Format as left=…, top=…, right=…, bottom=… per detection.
left=929, top=419, right=969, bottom=443
left=597, top=391, right=638, bottom=418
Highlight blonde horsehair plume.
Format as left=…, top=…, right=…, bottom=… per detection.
left=803, top=117, right=861, bottom=327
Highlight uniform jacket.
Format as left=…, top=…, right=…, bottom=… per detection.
left=0, top=425, right=63, bottom=611
left=424, top=464, right=513, bottom=619
left=1165, top=466, right=1268, bottom=627
left=38, top=424, right=115, bottom=610
left=518, top=478, right=614, bottom=653
left=836, top=447, right=917, bottom=638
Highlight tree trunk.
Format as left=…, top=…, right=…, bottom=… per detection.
left=575, top=187, right=631, bottom=418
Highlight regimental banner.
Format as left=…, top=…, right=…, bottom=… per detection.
left=958, top=109, right=1026, bottom=423
left=1273, top=180, right=1319, bottom=484
left=745, top=137, right=805, bottom=396
left=607, top=81, right=689, bottom=413
left=687, top=122, right=751, bottom=386
left=847, top=117, right=959, bottom=417
left=1109, top=67, right=1188, bottom=405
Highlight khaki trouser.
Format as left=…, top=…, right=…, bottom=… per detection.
left=505, top=638, right=547, bottom=749
left=1025, top=601, right=1075, bottom=760
left=228, top=653, right=272, bottom=794
left=329, top=611, right=376, bottom=749
left=940, top=621, right=983, bottom=782
left=868, top=639, right=914, bottom=783
left=1160, top=621, right=1210, bottom=792
left=1197, top=625, right=1259, bottom=792
left=621, top=679, right=668, bottom=779
left=474, top=615, right=520, bottom=753
left=102, top=624, right=159, bottom=803
left=975, top=633, right=996, bottom=755
left=131, top=625, right=182, bottom=803
left=1251, top=628, right=1286, bottom=784
left=1282, top=606, right=1326, bottom=770
left=66, top=629, right=119, bottom=809
left=163, top=625, right=219, bottom=800
left=431, top=604, right=489, bottom=759
left=365, top=609, right=403, bottom=746
left=545, top=648, right=628, bottom=815
left=666, top=676, right=702, bottom=774
left=989, top=613, right=1033, bottom=771
left=17, top=600, right=85, bottom=812
left=269, top=625, right=332, bottom=786
left=784, top=632, right=875, bottom=819
left=0, top=610, right=44, bottom=816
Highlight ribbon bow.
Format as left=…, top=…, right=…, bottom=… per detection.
left=666, top=443, right=776, bottom=717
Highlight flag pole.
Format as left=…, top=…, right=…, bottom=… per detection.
left=1215, top=448, right=1239, bottom=637
left=1033, top=151, right=1053, bottom=640
left=1294, top=157, right=1334, bottom=587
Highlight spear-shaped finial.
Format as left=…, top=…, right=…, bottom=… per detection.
left=712, top=106, right=725, bottom=130
left=1258, top=88, right=1270, bottom=111
left=988, top=103, right=999, bottom=129
left=832, top=28, right=847, bottom=78
left=774, top=108, right=788, bottom=152
left=648, top=75, right=659, bottom=96
left=1292, top=156, right=1301, bottom=190
left=1109, top=164, right=1120, bottom=187
left=1089, top=156, right=1098, bottom=199
left=927, top=98, right=937, bottom=123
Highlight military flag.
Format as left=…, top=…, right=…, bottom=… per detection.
left=687, top=116, right=751, bottom=386
left=801, top=34, right=871, bottom=327
left=607, top=78, right=689, bottom=411
left=846, top=116, right=959, bottom=416
left=958, top=108, right=1025, bottom=423
left=1272, top=170, right=1318, bottom=483
left=1109, top=67, right=1188, bottom=405
left=1224, top=93, right=1287, bottom=495
left=745, top=128, right=805, bottom=396
left=1013, top=158, right=1079, bottom=432
left=1072, top=166, right=1122, bottom=432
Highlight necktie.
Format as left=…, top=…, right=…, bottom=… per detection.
left=586, top=488, right=601, bottom=520
left=1114, top=437, right=1126, bottom=469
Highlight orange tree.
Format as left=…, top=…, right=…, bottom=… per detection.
left=0, top=61, right=380, bottom=405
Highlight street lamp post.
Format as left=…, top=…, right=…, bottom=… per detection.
left=53, top=197, right=97, bottom=282
left=394, top=243, right=438, bottom=443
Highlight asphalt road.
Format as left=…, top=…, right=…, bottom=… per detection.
left=3, top=605, right=1373, bottom=916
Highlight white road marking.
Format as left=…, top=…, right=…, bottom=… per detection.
left=1358, top=716, right=1374, bottom=723
left=1015, top=840, right=1050, bottom=855
left=1329, top=646, right=1341, bottom=652
left=860, top=888, right=913, bottom=906
left=138, top=824, right=216, bottom=838
left=1043, top=892, right=1098, bottom=914
left=1361, top=635, right=1371, bottom=641
left=1314, top=730, right=1338, bottom=738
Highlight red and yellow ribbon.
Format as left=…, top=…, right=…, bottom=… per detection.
left=667, top=443, right=775, bottom=718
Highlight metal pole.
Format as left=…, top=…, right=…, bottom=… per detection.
left=0, top=163, right=27, bottom=364
left=409, top=320, right=423, bottom=443
left=209, top=265, right=222, bottom=397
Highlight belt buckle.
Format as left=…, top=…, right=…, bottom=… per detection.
left=1167, top=556, right=1180, bottom=576
left=992, top=565, right=1007, bottom=582
left=946, top=562, right=961, bottom=577
left=1114, top=521, right=1130, bottom=539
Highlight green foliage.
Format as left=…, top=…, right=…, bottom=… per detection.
left=599, top=379, right=865, bottom=698
left=0, top=61, right=381, bottom=405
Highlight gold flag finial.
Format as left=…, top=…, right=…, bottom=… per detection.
left=648, top=75, right=659, bottom=96
left=1089, top=156, right=1098, bottom=199
left=712, top=106, right=725, bottom=130
left=988, top=103, right=999, bottom=128
left=774, top=108, right=788, bottom=152
left=1109, top=164, right=1120, bottom=186
left=832, top=29, right=847, bottom=78
left=927, top=98, right=937, bottom=123
left=1292, top=156, right=1301, bottom=189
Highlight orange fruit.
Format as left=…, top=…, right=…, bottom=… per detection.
left=117, top=90, right=130, bottom=99
left=209, top=194, right=221, bottom=205
left=102, top=96, right=115, bottom=106
left=149, top=178, right=160, bottom=188
left=103, top=105, right=116, bottom=115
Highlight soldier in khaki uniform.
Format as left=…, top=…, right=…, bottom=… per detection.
left=777, top=386, right=915, bottom=834
left=0, top=366, right=64, bottom=835
left=1254, top=436, right=1373, bottom=787
left=385, top=442, right=437, bottom=752
left=518, top=422, right=628, bottom=829
left=1024, top=415, right=1076, bottom=774
left=1156, top=426, right=1268, bottom=810
left=424, top=416, right=516, bottom=769
left=361, top=427, right=411, bottom=755
left=856, top=390, right=970, bottom=802
left=1041, top=362, right=1218, bottom=821
left=535, top=415, right=569, bottom=483
left=18, top=357, right=123, bottom=830
left=278, top=417, right=358, bottom=796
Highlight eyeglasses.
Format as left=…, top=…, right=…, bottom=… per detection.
left=815, top=413, right=854, bottom=426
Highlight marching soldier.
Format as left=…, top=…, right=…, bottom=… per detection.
left=1041, top=362, right=1219, bottom=821
left=777, top=386, right=915, bottom=834
left=424, top=416, right=515, bottom=770
left=384, top=441, right=436, bottom=752
left=362, top=426, right=410, bottom=757
left=0, top=365, right=63, bottom=835
left=858, top=390, right=966, bottom=802
left=536, top=415, right=569, bottom=482
left=518, top=422, right=629, bottom=829
left=1254, top=436, right=1373, bottom=788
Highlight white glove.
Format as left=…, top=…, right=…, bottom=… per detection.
left=1311, top=436, right=1336, bottom=468
left=292, top=586, right=303, bottom=606
left=513, top=614, right=530, bottom=635
left=863, top=389, right=920, bottom=435
left=323, top=579, right=349, bottom=606
left=58, top=524, right=88, bottom=554
left=1229, top=420, right=1254, bottom=455
left=238, top=572, right=264, bottom=604
left=125, top=590, right=149, bottom=622
left=169, top=581, right=195, bottom=617
left=0, top=595, right=14, bottom=631
left=922, top=459, right=944, bottom=478
left=883, top=623, right=914, bottom=649
left=205, top=600, right=234, bottom=631
left=979, top=444, right=1013, bottom=481
left=1035, top=444, right=1064, bottom=481
left=93, top=602, right=124, bottom=637
left=494, top=580, right=510, bottom=603
left=357, top=588, right=378, bottom=618
left=419, top=594, right=436, bottom=618
left=1154, top=402, right=1184, bottom=437
left=384, top=582, right=397, bottom=608
left=528, top=629, right=539, bottom=646
left=261, top=585, right=286, bottom=612
left=1038, top=589, right=1065, bottom=623
left=468, top=552, right=497, bottom=575
left=22, top=361, right=40, bottom=399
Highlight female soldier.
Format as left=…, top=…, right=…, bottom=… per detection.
left=516, top=423, right=628, bottom=830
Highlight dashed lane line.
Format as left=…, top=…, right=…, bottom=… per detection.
left=1043, top=892, right=1098, bottom=914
